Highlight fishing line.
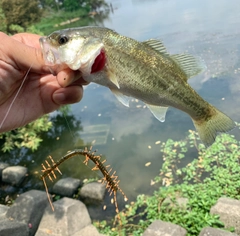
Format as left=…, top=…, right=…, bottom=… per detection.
left=62, top=106, right=104, bottom=178
left=63, top=111, right=75, bottom=140
left=0, top=65, right=32, bottom=130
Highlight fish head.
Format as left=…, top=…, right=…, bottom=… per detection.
left=39, top=28, right=105, bottom=75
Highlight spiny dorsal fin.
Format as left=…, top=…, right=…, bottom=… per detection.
left=171, top=54, right=206, bottom=79
left=143, top=39, right=169, bottom=55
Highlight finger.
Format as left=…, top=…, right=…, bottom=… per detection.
left=12, top=33, right=43, bottom=49
left=52, top=85, right=83, bottom=105
left=0, top=32, right=47, bottom=73
left=56, top=69, right=89, bottom=87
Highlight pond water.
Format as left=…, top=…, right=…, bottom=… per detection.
left=1, top=0, right=240, bottom=221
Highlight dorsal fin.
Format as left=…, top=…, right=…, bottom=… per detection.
left=143, top=39, right=206, bottom=80
left=171, top=54, right=206, bottom=79
left=143, top=39, right=169, bottom=55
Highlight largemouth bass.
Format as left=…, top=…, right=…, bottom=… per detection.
left=39, top=26, right=235, bottom=147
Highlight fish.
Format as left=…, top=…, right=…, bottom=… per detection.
left=39, top=26, right=235, bottom=147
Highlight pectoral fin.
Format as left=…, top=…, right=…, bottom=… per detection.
left=107, top=66, right=120, bottom=89
left=146, top=104, right=168, bottom=122
left=111, top=89, right=130, bottom=107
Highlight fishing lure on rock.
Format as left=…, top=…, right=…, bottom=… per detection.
left=40, top=26, right=235, bottom=147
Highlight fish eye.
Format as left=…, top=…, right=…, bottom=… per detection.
left=58, top=35, right=69, bottom=45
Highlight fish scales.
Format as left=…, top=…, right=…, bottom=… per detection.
left=103, top=35, right=180, bottom=100
left=103, top=34, right=208, bottom=116
left=39, top=26, right=235, bottom=146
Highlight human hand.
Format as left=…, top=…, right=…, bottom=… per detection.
left=0, top=32, right=86, bottom=133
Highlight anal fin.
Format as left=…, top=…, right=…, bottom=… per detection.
left=146, top=104, right=168, bottom=122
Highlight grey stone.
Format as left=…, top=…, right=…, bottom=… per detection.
left=0, top=204, right=9, bottom=220
left=142, top=220, right=187, bottom=236
left=176, top=197, right=189, bottom=209
left=72, top=224, right=101, bottom=236
left=6, top=190, right=49, bottom=236
left=0, top=162, right=9, bottom=178
left=210, top=197, right=240, bottom=234
left=199, top=227, right=238, bottom=236
left=2, top=166, right=27, bottom=186
left=52, top=177, right=81, bottom=197
left=79, top=182, right=105, bottom=203
left=163, top=197, right=188, bottom=210
left=35, top=197, right=91, bottom=236
left=0, top=219, right=28, bottom=236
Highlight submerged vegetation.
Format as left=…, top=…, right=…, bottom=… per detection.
left=95, top=127, right=240, bottom=235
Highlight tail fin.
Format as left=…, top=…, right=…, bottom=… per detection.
left=192, top=107, right=236, bottom=147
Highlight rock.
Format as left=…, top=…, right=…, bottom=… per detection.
left=0, top=204, right=9, bottom=220
left=163, top=197, right=188, bottom=210
left=6, top=190, right=49, bottom=236
left=72, top=224, right=102, bottom=236
left=36, top=197, right=91, bottom=236
left=142, top=220, right=187, bottom=236
left=199, top=227, right=238, bottom=236
left=0, top=219, right=28, bottom=236
left=210, top=197, right=240, bottom=234
left=2, top=166, right=27, bottom=186
left=176, top=197, right=189, bottom=209
left=0, top=162, right=9, bottom=179
left=52, top=177, right=81, bottom=197
left=79, top=182, right=105, bottom=204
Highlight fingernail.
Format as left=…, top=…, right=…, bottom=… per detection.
left=53, top=93, right=66, bottom=104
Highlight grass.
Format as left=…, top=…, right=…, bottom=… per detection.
left=94, top=125, right=240, bottom=235
left=34, top=8, right=95, bottom=35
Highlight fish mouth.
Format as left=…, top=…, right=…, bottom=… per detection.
left=39, top=37, right=68, bottom=74
left=39, top=37, right=59, bottom=65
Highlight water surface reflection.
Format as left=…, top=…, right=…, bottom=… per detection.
left=70, top=0, right=240, bottom=202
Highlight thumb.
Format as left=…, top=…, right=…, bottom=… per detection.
left=1, top=32, right=48, bottom=73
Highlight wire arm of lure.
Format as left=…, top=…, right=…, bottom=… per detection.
left=40, top=147, right=128, bottom=223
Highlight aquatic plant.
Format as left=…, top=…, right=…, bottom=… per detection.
left=96, top=126, right=240, bottom=235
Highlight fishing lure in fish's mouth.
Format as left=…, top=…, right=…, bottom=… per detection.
left=39, top=26, right=236, bottom=147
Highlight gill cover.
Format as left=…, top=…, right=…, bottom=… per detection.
left=78, top=38, right=104, bottom=75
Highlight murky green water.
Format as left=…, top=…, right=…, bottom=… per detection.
left=1, top=0, right=240, bottom=221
